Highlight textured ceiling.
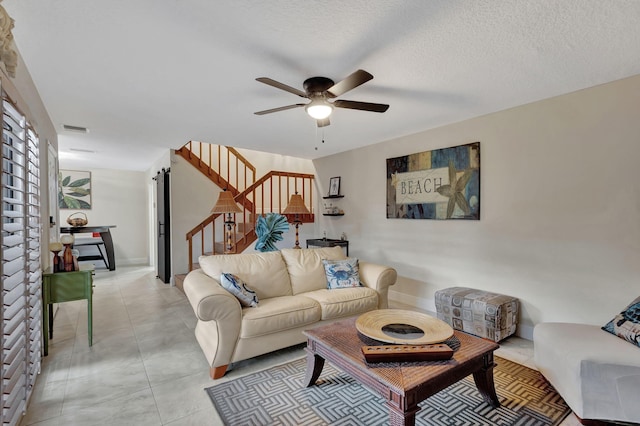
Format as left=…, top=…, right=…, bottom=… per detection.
left=5, top=1, right=640, bottom=171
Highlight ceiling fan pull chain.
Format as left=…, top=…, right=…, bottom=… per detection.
left=315, top=127, right=326, bottom=151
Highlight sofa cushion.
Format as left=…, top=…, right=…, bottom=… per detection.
left=281, top=246, right=346, bottom=295
left=220, top=273, right=258, bottom=307
left=240, top=295, right=321, bottom=338
left=302, top=287, right=378, bottom=320
left=602, top=296, right=640, bottom=348
left=323, top=258, right=361, bottom=289
left=199, top=251, right=292, bottom=299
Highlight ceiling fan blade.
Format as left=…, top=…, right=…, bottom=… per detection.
left=254, top=104, right=306, bottom=115
left=326, top=69, right=373, bottom=98
left=256, top=77, right=308, bottom=98
left=333, top=99, right=389, bottom=113
left=317, top=118, right=330, bottom=127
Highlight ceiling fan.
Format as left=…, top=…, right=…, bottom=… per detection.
left=254, top=69, right=389, bottom=127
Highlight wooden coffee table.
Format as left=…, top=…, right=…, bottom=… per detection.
left=303, top=317, right=500, bottom=426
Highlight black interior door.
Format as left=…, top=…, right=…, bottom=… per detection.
left=155, top=168, right=171, bottom=283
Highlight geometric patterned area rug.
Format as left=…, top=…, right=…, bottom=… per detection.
left=206, top=356, right=571, bottom=426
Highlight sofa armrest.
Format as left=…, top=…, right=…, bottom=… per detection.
left=359, top=261, right=397, bottom=309
left=184, top=269, right=243, bottom=372
left=183, top=269, right=242, bottom=323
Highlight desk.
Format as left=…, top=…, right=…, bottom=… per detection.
left=42, top=266, right=94, bottom=356
left=60, top=225, right=116, bottom=271
left=306, top=238, right=349, bottom=256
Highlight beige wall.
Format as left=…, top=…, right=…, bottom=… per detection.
left=313, top=74, right=640, bottom=339
left=170, top=152, right=220, bottom=277
left=57, top=167, right=149, bottom=266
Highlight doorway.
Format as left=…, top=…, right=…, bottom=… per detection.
left=154, top=168, right=171, bottom=283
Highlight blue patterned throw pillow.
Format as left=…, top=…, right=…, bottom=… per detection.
left=220, top=273, right=259, bottom=307
left=602, top=296, right=640, bottom=348
left=322, top=258, right=362, bottom=289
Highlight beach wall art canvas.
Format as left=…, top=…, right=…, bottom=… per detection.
left=387, top=142, right=480, bottom=220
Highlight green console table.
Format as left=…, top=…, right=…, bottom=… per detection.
left=42, top=265, right=94, bottom=356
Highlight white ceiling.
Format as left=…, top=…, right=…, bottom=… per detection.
left=5, top=1, right=640, bottom=171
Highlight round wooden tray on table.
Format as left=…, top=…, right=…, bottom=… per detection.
left=355, top=309, right=454, bottom=345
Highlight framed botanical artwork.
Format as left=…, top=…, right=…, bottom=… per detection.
left=386, top=142, right=480, bottom=220
left=58, top=169, right=92, bottom=209
left=329, top=176, right=341, bottom=196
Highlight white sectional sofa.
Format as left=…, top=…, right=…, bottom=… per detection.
left=534, top=322, right=640, bottom=424
left=184, top=246, right=397, bottom=379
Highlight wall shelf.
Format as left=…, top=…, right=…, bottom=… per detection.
left=323, top=193, right=345, bottom=215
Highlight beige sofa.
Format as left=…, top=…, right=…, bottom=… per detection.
left=184, top=246, right=397, bottom=379
left=534, top=323, right=640, bottom=424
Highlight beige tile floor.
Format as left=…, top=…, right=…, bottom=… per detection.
left=23, top=265, right=580, bottom=426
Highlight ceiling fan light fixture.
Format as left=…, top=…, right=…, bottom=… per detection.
left=305, top=100, right=333, bottom=120
left=255, top=70, right=387, bottom=128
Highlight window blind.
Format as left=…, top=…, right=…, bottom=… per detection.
left=1, top=94, right=41, bottom=426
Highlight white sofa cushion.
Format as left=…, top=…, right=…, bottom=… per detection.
left=199, top=251, right=292, bottom=299
left=323, top=258, right=361, bottom=289
left=240, top=295, right=321, bottom=338
left=281, top=246, right=346, bottom=294
left=220, top=273, right=258, bottom=307
left=602, top=295, right=640, bottom=348
left=303, top=287, right=379, bottom=320
left=534, top=322, right=640, bottom=423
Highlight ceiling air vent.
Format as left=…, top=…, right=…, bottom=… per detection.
left=62, top=124, right=89, bottom=133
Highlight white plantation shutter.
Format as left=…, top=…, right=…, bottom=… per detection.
left=1, top=94, right=41, bottom=426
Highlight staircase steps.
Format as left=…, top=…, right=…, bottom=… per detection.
left=174, top=274, right=187, bottom=293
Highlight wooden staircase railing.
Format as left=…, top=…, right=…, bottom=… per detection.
left=176, top=141, right=256, bottom=198
left=179, top=141, right=315, bottom=271
left=236, top=170, right=316, bottom=225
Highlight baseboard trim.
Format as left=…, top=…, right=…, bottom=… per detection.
left=116, top=257, right=149, bottom=266
left=389, top=290, right=436, bottom=315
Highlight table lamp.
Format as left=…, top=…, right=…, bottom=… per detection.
left=283, top=193, right=311, bottom=249
left=211, top=189, right=242, bottom=253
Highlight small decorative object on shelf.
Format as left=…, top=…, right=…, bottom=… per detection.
left=324, top=203, right=339, bottom=214
left=328, top=176, right=341, bottom=197
left=48, top=242, right=63, bottom=272
left=67, top=212, right=88, bottom=227
left=322, top=201, right=344, bottom=216
left=72, top=249, right=80, bottom=271
left=340, top=232, right=347, bottom=241
left=60, top=234, right=76, bottom=272
left=323, top=178, right=345, bottom=214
